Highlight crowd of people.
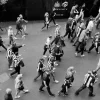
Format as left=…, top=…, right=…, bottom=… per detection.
left=1, top=3, right=100, bottom=100
left=33, top=3, right=100, bottom=98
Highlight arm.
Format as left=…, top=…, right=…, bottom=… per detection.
left=43, top=81, right=47, bottom=87
left=51, top=37, right=56, bottom=45
left=17, top=44, right=25, bottom=48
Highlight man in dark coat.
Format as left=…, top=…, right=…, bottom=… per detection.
left=4, top=88, right=13, bottom=100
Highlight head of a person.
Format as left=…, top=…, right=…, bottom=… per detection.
left=49, top=35, right=52, bottom=39
left=75, top=4, right=78, bottom=8
left=17, top=74, right=23, bottom=80
left=45, top=12, right=49, bottom=17
left=88, top=70, right=97, bottom=77
left=8, top=26, right=12, bottom=30
left=6, top=88, right=12, bottom=94
left=95, top=32, right=100, bottom=36
left=53, top=8, right=55, bottom=11
left=92, top=70, right=97, bottom=76
left=12, top=42, right=16, bottom=47
left=39, top=58, right=45, bottom=63
left=67, top=66, right=75, bottom=74
left=19, top=14, right=23, bottom=20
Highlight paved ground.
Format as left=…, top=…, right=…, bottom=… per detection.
left=0, top=20, right=100, bottom=100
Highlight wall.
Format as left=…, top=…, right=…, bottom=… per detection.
left=0, top=0, right=99, bottom=21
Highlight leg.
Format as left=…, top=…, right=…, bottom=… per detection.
left=68, top=29, right=71, bottom=39
left=81, top=48, right=85, bottom=56
left=8, top=57, right=12, bottom=69
left=42, top=23, right=46, bottom=29
left=88, top=43, right=95, bottom=53
left=34, top=72, right=41, bottom=81
left=47, top=24, right=49, bottom=29
left=75, top=84, right=86, bottom=95
left=75, top=42, right=81, bottom=52
left=88, top=86, right=94, bottom=96
left=1, top=44, right=7, bottom=50
left=39, top=81, right=45, bottom=91
left=43, top=45, right=48, bottom=55
left=95, top=43, right=99, bottom=53
left=96, top=20, right=100, bottom=29
left=17, top=67, right=21, bottom=74
left=71, top=31, right=76, bottom=42
left=10, top=69, right=17, bottom=76
left=63, top=29, right=68, bottom=38
left=52, top=17, right=56, bottom=25
left=15, top=89, right=21, bottom=98
left=51, top=73, right=59, bottom=83
left=47, top=86, right=55, bottom=96
left=73, top=38, right=78, bottom=46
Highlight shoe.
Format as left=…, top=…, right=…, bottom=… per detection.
left=14, top=37, right=17, bottom=39
left=75, top=52, right=78, bottom=56
left=89, top=94, right=95, bottom=97
left=54, top=62, right=58, bottom=66
left=23, top=90, right=29, bottom=93
left=63, top=94, right=68, bottom=96
left=22, top=35, right=26, bottom=38
left=81, top=54, right=85, bottom=57
left=70, top=40, right=74, bottom=43
left=65, top=93, right=68, bottom=95
left=39, top=89, right=44, bottom=92
left=34, top=79, right=37, bottom=82
left=55, top=24, right=58, bottom=26
left=43, top=55, right=47, bottom=58
left=49, top=94, right=55, bottom=97
left=54, top=80, right=59, bottom=83
left=97, top=52, right=100, bottom=54
left=8, top=68, right=13, bottom=71
left=75, top=92, right=79, bottom=96
left=15, top=95, right=20, bottom=99
left=73, top=44, right=76, bottom=46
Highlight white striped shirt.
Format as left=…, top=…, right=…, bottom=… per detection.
left=84, top=73, right=94, bottom=87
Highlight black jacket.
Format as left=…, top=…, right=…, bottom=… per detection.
left=4, top=93, right=13, bottom=100
left=12, top=45, right=22, bottom=54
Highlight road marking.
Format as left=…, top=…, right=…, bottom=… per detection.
left=0, top=73, right=9, bottom=83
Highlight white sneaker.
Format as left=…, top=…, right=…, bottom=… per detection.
left=55, top=24, right=58, bottom=26
left=15, top=95, right=20, bottom=99
left=54, top=62, right=58, bottom=66
left=54, top=80, right=59, bottom=83
left=23, top=90, right=29, bottom=93
left=97, top=52, right=100, bottom=54
left=75, top=52, right=78, bottom=56
left=53, top=68, right=56, bottom=70
left=43, top=55, right=47, bottom=58
left=81, top=54, right=85, bottom=57
left=8, top=68, right=13, bottom=71
left=14, top=37, right=17, bottom=39
left=22, top=35, right=26, bottom=38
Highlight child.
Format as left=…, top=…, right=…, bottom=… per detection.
left=58, top=66, right=76, bottom=96
left=15, top=74, right=29, bottom=98
left=42, top=12, right=49, bottom=30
